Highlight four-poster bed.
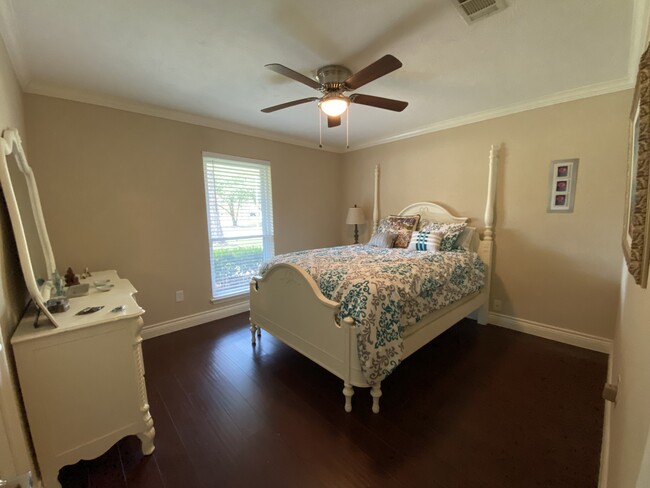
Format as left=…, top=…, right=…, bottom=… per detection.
left=249, top=145, right=499, bottom=413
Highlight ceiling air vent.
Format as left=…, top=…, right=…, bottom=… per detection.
left=453, top=0, right=507, bottom=24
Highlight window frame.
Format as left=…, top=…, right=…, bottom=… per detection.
left=202, top=152, right=274, bottom=302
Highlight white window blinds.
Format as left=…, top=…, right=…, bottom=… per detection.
left=203, top=154, right=274, bottom=300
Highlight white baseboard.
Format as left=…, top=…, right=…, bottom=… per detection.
left=598, top=352, right=614, bottom=488
left=142, top=300, right=249, bottom=340
left=488, top=312, right=613, bottom=354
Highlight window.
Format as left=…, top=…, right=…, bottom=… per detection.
left=203, top=153, right=274, bottom=300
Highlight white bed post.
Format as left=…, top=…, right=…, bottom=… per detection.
left=370, top=384, right=382, bottom=414
left=477, top=144, right=499, bottom=325
left=342, top=316, right=355, bottom=412
left=484, top=145, right=498, bottom=242
left=250, top=320, right=261, bottom=344
left=373, top=165, right=380, bottom=233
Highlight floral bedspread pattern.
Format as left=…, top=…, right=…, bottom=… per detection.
left=259, top=246, right=485, bottom=385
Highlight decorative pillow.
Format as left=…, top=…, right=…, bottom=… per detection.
left=420, top=222, right=467, bottom=251
left=407, top=230, right=445, bottom=252
left=367, top=231, right=396, bottom=248
left=377, top=215, right=420, bottom=248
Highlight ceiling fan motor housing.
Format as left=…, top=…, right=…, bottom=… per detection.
left=316, top=65, right=352, bottom=91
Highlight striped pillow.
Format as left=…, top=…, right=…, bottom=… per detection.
left=407, top=230, right=445, bottom=252
left=420, top=222, right=467, bottom=251
left=367, top=231, right=396, bottom=248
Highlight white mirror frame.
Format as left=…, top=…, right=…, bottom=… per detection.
left=0, top=128, right=57, bottom=325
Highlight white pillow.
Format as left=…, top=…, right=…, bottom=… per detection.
left=367, top=231, right=396, bottom=248
left=407, top=230, right=444, bottom=252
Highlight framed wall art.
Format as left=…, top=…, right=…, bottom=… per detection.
left=623, top=43, right=650, bottom=288
left=548, top=158, right=579, bottom=213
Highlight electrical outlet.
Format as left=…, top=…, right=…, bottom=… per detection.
left=175, top=290, right=184, bottom=302
left=493, top=299, right=502, bottom=312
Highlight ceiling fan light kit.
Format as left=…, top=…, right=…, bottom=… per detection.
left=262, top=54, right=408, bottom=148
left=319, top=95, right=349, bottom=117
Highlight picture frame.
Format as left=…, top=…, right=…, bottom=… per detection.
left=623, top=44, right=650, bottom=288
left=548, top=158, right=579, bottom=213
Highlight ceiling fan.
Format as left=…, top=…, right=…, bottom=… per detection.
left=261, top=54, right=408, bottom=128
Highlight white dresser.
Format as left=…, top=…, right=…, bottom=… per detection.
left=11, top=270, right=155, bottom=488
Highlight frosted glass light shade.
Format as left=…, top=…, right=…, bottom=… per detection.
left=346, top=206, right=366, bottom=225
left=320, top=97, right=349, bottom=117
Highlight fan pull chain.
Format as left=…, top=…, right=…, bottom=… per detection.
left=346, top=108, right=350, bottom=149
left=318, top=109, right=322, bottom=148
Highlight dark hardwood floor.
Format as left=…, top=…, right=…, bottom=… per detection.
left=58, top=313, right=607, bottom=488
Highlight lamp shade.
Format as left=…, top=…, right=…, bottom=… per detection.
left=346, top=206, right=366, bottom=225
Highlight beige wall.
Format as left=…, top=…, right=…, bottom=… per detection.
left=342, top=91, right=632, bottom=339
left=24, top=94, right=343, bottom=326
left=0, top=34, right=32, bottom=476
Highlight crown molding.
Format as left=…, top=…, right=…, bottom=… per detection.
left=0, top=0, right=29, bottom=86
left=24, top=82, right=347, bottom=153
left=348, top=76, right=634, bottom=152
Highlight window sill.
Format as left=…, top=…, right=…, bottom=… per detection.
left=210, top=292, right=249, bottom=305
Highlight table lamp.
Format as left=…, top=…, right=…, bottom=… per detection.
left=346, top=205, right=366, bottom=244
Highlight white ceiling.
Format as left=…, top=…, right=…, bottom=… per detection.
left=0, top=0, right=640, bottom=151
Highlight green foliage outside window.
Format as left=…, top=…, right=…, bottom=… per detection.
left=212, top=245, right=263, bottom=287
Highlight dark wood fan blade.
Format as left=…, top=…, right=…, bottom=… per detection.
left=327, top=115, right=341, bottom=128
left=261, top=97, right=319, bottom=113
left=265, top=64, right=322, bottom=90
left=344, top=55, right=403, bottom=90
left=350, top=94, right=408, bottom=112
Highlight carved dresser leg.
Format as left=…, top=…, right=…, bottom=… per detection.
left=137, top=404, right=156, bottom=455
left=370, top=383, right=382, bottom=414
left=342, top=382, right=354, bottom=412
left=133, top=326, right=155, bottom=455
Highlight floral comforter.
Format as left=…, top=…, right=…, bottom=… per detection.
left=259, top=245, right=486, bottom=385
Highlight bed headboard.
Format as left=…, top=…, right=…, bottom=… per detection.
left=398, top=202, right=479, bottom=251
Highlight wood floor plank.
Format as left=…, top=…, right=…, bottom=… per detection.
left=85, top=444, right=126, bottom=488
left=117, top=436, right=165, bottom=488
left=58, top=461, right=89, bottom=488
left=141, top=384, right=203, bottom=488
left=59, top=313, right=607, bottom=488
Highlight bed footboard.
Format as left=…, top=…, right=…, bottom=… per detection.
left=249, top=263, right=368, bottom=393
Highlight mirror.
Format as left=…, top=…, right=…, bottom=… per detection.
left=0, top=128, right=57, bottom=325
